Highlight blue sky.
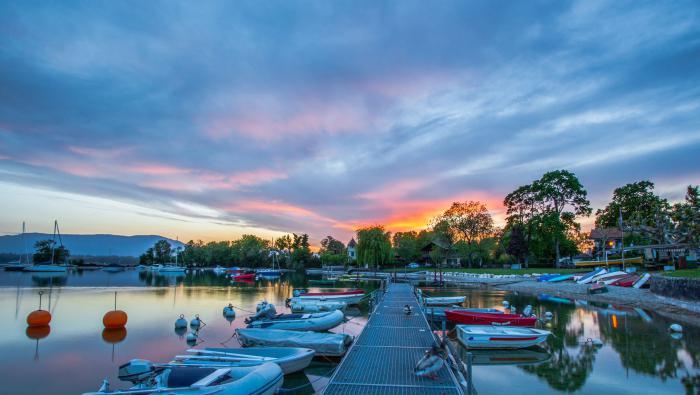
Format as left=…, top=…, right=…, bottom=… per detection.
left=1, top=1, right=699, bottom=244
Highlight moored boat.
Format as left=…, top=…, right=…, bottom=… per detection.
left=236, top=328, right=353, bottom=357
left=24, top=264, right=67, bottom=273
left=173, top=347, right=315, bottom=375
left=290, top=300, right=347, bottom=313
left=83, top=361, right=283, bottom=395
left=245, top=309, right=345, bottom=331
left=456, top=325, right=551, bottom=349
left=291, top=289, right=365, bottom=305
left=233, top=273, right=256, bottom=280
left=445, top=311, right=537, bottom=327
left=423, top=306, right=502, bottom=319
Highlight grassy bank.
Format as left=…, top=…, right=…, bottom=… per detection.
left=664, top=269, right=700, bottom=278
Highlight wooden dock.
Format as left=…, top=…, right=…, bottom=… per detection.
left=323, top=283, right=464, bottom=395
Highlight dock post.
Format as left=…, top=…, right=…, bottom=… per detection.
left=441, top=319, right=446, bottom=340
left=467, top=352, right=473, bottom=395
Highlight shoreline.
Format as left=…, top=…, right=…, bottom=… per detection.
left=444, top=277, right=700, bottom=327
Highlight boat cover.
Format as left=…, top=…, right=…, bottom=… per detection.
left=236, top=328, right=353, bottom=357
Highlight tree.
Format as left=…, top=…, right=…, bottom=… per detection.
left=290, top=233, right=312, bottom=268
left=320, top=236, right=345, bottom=255
left=433, top=201, right=494, bottom=267
left=356, top=226, right=392, bottom=269
left=531, top=170, right=591, bottom=266
left=392, top=231, right=421, bottom=264
left=33, top=239, right=70, bottom=264
left=231, top=235, right=270, bottom=267
left=506, top=223, right=529, bottom=265
left=274, top=235, right=293, bottom=251
left=671, top=185, right=700, bottom=247
left=153, top=240, right=173, bottom=264
left=595, top=181, right=669, bottom=228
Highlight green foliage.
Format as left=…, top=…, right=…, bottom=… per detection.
left=433, top=201, right=494, bottom=267
left=392, top=231, right=421, bottom=263
left=671, top=185, right=700, bottom=246
left=595, top=180, right=669, bottom=228
left=33, top=239, right=70, bottom=264
left=290, top=233, right=312, bottom=268
left=505, top=223, right=529, bottom=264
left=319, top=236, right=345, bottom=255
left=356, top=226, right=392, bottom=268
left=231, top=235, right=270, bottom=266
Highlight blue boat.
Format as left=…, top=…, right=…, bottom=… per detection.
left=537, top=274, right=560, bottom=282
left=547, top=274, right=575, bottom=282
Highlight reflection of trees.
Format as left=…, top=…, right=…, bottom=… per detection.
left=521, top=344, right=598, bottom=392
left=31, top=275, right=67, bottom=287
left=516, top=297, right=599, bottom=392
left=137, top=271, right=184, bottom=287
left=600, top=311, right=700, bottom=382
left=682, top=374, right=700, bottom=395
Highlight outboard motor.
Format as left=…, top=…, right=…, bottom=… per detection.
left=292, top=289, right=308, bottom=297
left=118, top=359, right=156, bottom=384
left=523, top=305, right=533, bottom=317
left=246, top=301, right=277, bottom=323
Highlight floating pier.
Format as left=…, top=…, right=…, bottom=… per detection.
left=324, top=282, right=464, bottom=394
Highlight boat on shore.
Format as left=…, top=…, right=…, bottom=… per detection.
left=456, top=325, right=551, bottom=349
left=633, top=273, right=651, bottom=288
left=597, top=272, right=631, bottom=285
left=236, top=328, right=353, bottom=357
left=291, top=289, right=365, bottom=305
left=173, top=347, right=315, bottom=375
left=446, top=311, right=537, bottom=327
left=245, top=310, right=345, bottom=331
left=611, top=274, right=640, bottom=287
left=576, top=268, right=606, bottom=284
left=588, top=283, right=608, bottom=294
left=83, top=361, right=283, bottom=395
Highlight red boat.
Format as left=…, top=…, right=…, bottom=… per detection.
left=612, top=274, right=640, bottom=287
left=233, top=273, right=256, bottom=280
left=445, top=311, right=537, bottom=327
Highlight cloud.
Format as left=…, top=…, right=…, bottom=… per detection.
left=1, top=0, right=699, bottom=243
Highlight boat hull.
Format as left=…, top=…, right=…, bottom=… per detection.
left=247, top=310, right=345, bottom=331
left=179, top=347, right=315, bottom=375
left=236, top=328, right=353, bottom=357
left=446, top=311, right=537, bottom=327
left=457, top=325, right=551, bottom=349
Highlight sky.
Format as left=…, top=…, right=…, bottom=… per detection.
left=1, top=0, right=699, bottom=245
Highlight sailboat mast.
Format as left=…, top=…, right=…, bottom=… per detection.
left=21, top=221, right=28, bottom=264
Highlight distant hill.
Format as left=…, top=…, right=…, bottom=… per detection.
left=0, top=233, right=185, bottom=257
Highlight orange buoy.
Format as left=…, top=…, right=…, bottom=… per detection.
left=103, top=291, right=128, bottom=329
left=27, top=309, right=52, bottom=327
left=26, top=325, right=51, bottom=340
left=103, top=310, right=128, bottom=328
left=27, top=291, right=52, bottom=327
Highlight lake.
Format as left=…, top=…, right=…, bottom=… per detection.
left=1, top=269, right=698, bottom=394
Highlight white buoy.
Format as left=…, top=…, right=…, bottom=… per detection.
left=174, top=314, right=188, bottom=328
left=502, top=301, right=510, bottom=308
left=544, top=311, right=553, bottom=320
left=669, top=323, right=683, bottom=333
left=190, top=314, right=202, bottom=328
left=223, top=304, right=236, bottom=318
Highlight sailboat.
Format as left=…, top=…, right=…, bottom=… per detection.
left=24, top=221, right=68, bottom=273
left=156, top=245, right=186, bottom=273
left=257, top=251, right=282, bottom=277
left=4, top=222, right=32, bottom=271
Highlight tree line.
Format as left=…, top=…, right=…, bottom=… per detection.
left=354, top=170, right=700, bottom=269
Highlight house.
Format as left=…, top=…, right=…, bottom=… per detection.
left=420, top=240, right=460, bottom=267
left=589, top=228, right=623, bottom=256
left=346, top=238, right=357, bottom=261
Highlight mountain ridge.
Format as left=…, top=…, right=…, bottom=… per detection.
left=0, top=233, right=185, bottom=257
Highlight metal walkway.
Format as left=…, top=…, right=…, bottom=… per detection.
left=323, top=283, right=463, bottom=395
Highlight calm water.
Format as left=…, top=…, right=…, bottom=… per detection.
left=429, top=289, right=700, bottom=395
left=2, top=271, right=699, bottom=394
left=0, top=270, right=371, bottom=394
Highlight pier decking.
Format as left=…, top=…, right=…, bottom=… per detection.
left=324, top=283, right=463, bottom=395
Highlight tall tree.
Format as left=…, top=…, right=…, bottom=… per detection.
left=506, top=223, right=529, bottom=265
left=33, top=239, right=70, bottom=264
left=595, top=181, right=669, bottom=228
left=274, top=234, right=293, bottom=251
left=392, top=231, right=421, bottom=264
left=356, top=226, right=392, bottom=269
left=153, top=239, right=173, bottom=264
left=671, top=185, right=700, bottom=246
left=319, top=236, right=345, bottom=255
left=434, top=201, right=494, bottom=267
left=531, top=170, right=591, bottom=266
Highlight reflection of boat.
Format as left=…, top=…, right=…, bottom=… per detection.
left=24, top=265, right=67, bottom=273
left=464, top=348, right=551, bottom=366
left=175, top=347, right=315, bottom=375
left=291, top=289, right=365, bottom=305
left=236, top=329, right=353, bottom=357
left=446, top=311, right=537, bottom=327
left=246, top=310, right=345, bottom=331
left=84, top=361, right=283, bottom=395
left=257, top=269, right=281, bottom=276
left=102, top=264, right=125, bottom=273
left=537, top=294, right=574, bottom=304
left=422, top=296, right=466, bottom=306
left=456, top=325, right=551, bottom=349
left=308, top=279, right=336, bottom=286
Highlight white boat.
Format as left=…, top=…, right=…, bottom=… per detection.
left=589, top=271, right=626, bottom=284
left=577, top=268, right=607, bottom=284
left=290, top=300, right=347, bottom=313
left=456, top=325, right=551, bottom=349
left=633, top=273, right=651, bottom=288
left=246, top=310, right=345, bottom=331
left=173, top=347, right=314, bottom=375
left=422, top=296, right=466, bottom=306
left=212, top=266, right=227, bottom=274
left=24, top=265, right=67, bottom=273
left=598, top=272, right=633, bottom=285
left=155, top=264, right=186, bottom=273
left=291, top=289, right=365, bottom=305
left=83, top=361, right=283, bottom=395
left=5, top=222, right=32, bottom=271
left=236, top=328, right=353, bottom=357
